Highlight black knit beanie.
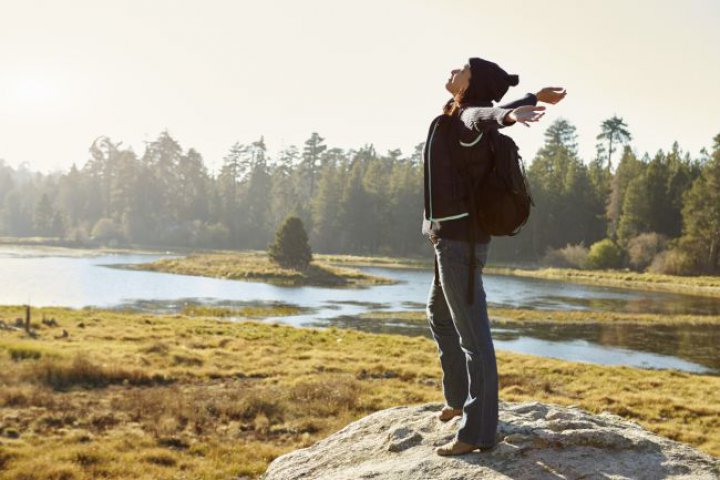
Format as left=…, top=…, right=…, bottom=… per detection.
left=462, top=57, right=519, bottom=104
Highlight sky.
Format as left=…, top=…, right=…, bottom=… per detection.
left=1, top=0, right=719, bottom=175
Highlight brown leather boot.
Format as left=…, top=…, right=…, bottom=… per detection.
left=437, top=406, right=463, bottom=422
left=435, top=439, right=494, bottom=456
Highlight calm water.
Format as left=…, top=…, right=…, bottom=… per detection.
left=1, top=245, right=718, bottom=375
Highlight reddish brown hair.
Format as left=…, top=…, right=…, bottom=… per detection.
left=442, top=91, right=466, bottom=116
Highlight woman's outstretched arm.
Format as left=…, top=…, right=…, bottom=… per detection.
left=498, top=87, right=566, bottom=126
left=498, top=87, right=567, bottom=108
left=460, top=104, right=546, bottom=132
left=498, top=92, right=538, bottom=109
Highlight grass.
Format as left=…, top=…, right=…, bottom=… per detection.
left=358, top=307, right=720, bottom=326
left=315, top=253, right=432, bottom=269
left=0, top=305, right=718, bottom=479
left=180, top=304, right=307, bottom=319
left=485, top=266, right=720, bottom=298
left=129, top=250, right=398, bottom=287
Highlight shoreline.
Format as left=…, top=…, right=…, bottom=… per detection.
left=484, top=266, right=720, bottom=299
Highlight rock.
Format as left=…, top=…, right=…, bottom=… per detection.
left=54, top=329, right=69, bottom=339
left=261, top=401, right=720, bottom=480
left=42, top=317, right=59, bottom=327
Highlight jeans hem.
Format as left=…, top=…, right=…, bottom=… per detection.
left=455, top=431, right=496, bottom=448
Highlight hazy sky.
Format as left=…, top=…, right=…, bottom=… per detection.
left=1, top=0, right=719, bottom=175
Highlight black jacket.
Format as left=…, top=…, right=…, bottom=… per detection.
left=421, top=93, right=538, bottom=243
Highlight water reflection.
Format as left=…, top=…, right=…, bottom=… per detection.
left=354, top=266, right=720, bottom=316
left=307, top=315, right=718, bottom=375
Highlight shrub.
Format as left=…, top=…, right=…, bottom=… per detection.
left=91, top=218, right=124, bottom=244
left=28, top=355, right=172, bottom=391
left=586, top=238, right=624, bottom=269
left=197, top=222, right=230, bottom=248
left=268, top=216, right=313, bottom=270
left=9, top=346, right=42, bottom=361
left=626, top=232, right=669, bottom=271
left=288, top=376, right=362, bottom=416
left=540, top=243, right=589, bottom=269
left=648, top=248, right=695, bottom=275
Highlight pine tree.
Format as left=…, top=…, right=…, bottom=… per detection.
left=269, top=146, right=301, bottom=230
left=678, top=133, right=720, bottom=273
left=268, top=216, right=313, bottom=270
left=242, top=137, right=273, bottom=248
left=301, top=132, right=327, bottom=199
left=606, top=147, right=645, bottom=241
left=596, top=116, right=632, bottom=172
left=34, top=193, right=54, bottom=235
left=50, top=211, right=66, bottom=238
left=338, top=159, right=374, bottom=253
left=587, top=156, right=611, bottom=242
left=310, top=162, right=342, bottom=252
left=617, top=174, right=651, bottom=243
left=524, top=119, right=593, bottom=256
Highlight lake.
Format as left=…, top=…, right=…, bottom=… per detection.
left=1, top=245, right=718, bottom=375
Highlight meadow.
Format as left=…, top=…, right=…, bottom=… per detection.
left=0, top=305, right=718, bottom=479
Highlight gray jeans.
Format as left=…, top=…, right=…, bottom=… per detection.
left=426, top=236, right=498, bottom=447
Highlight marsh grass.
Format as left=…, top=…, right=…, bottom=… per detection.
left=359, top=307, right=720, bottom=326
left=130, top=250, right=397, bottom=287
left=8, top=345, right=43, bottom=361
left=316, top=253, right=431, bottom=269
left=0, top=304, right=718, bottom=479
left=27, top=355, right=174, bottom=391
left=485, top=266, right=720, bottom=298
left=180, top=304, right=306, bottom=319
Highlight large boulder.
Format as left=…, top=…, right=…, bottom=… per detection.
left=261, top=401, right=719, bottom=480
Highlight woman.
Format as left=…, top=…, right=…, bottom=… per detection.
left=423, top=57, right=566, bottom=456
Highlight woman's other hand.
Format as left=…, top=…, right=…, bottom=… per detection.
left=506, top=105, right=546, bottom=127
left=536, top=87, right=567, bottom=104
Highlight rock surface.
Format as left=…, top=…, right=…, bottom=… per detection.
left=261, top=401, right=719, bottom=480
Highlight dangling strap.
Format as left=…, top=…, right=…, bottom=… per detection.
left=434, top=253, right=440, bottom=287
left=466, top=180, right=476, bottom=305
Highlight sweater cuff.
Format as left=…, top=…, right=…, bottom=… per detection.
left=498, top=108, right=515, bottom=126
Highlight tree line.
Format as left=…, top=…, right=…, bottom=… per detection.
left=0, top=119, right=718, bottom=274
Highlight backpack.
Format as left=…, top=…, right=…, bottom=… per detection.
left=441, top=115, right=535, bottom=305
left=462, top=127, right=535, bottom=236
left=443, top=115, right=534, bottom=237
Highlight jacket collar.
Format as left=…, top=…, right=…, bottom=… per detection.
left=458, top=99, right=493, bottom=108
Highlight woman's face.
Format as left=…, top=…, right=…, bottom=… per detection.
left=445, top=63, right=471, bottom=96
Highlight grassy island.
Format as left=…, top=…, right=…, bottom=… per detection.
left=484, top=266, right=720, bottom=298
left=129, top=251, right=398, bottom=287
left=0, top=305, right=718, bottom=479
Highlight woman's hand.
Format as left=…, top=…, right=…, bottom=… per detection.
left=506, top=105, right=546, bottom=127
left=536, top=87, right=567, bottom=104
